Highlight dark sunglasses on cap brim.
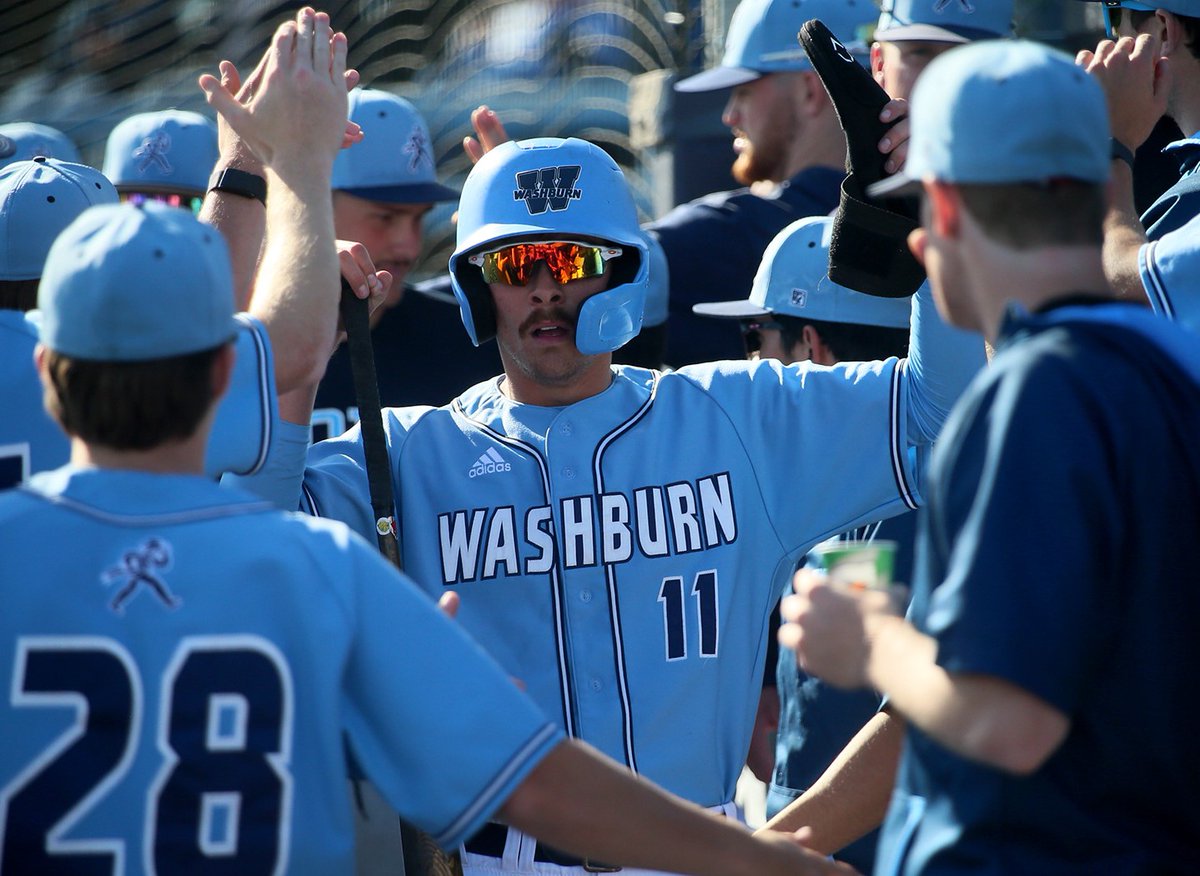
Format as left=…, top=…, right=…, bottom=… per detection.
left=1102, top=1, right=1157, bottom=38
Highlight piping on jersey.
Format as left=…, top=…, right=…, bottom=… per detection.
left=589, top=370, right=660, bottom=774
left=1140, top=242, right=1177, bottom=321
left=451, top=398, right=579, bottom=740
left=890, top=360, right=919, bottom=512
left=235, top=313, right=274, bottom=476
left=434, top=722, right=559, bottom=847
left=23, top=486, right=276, bottom=526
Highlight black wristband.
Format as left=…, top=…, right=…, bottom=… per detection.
left=208, top=167, right=267, bottom=205
left=1110, top=138, right=1135, bottom=170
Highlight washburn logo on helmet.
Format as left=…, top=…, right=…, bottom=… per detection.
left=469, top=447, right=512, bottom=478
left=513, top=165, right=582, bottom=215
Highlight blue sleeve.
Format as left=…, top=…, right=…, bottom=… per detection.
left=221, top=419, right=312, bottom=511
left=205, top=315, right=278, bottom=478
left=1138, top=217, right=1200, bottom=334
left=1140, top=143, right=1200, bottom=240
left=334, top=531, right=563, bottom=846
left=903, top=281, right=987, bottom=446
left=674, top=283, right=983, bottom=553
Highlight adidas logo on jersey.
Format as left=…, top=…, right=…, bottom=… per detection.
left=469, top=447, right=511, bottom=478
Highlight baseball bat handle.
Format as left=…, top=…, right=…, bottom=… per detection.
left=339, top=279, right=401, bottom=569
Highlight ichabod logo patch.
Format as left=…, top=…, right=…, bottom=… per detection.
left=514, top=165, right=583, bottom=215
left=134, top=130, right=173, bottom=174
left=404, top=126, right=432, bottom=171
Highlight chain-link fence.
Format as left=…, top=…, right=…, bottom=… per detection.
left=1, top=1, right=1105, bottom=278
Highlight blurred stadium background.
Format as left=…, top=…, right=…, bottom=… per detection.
left=0, top=0, right=1106, bottom=281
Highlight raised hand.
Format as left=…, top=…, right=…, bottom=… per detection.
left=199, top=8, right=351, bottom=175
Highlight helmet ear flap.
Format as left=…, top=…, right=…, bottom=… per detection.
left=451, top=257, right=496, bottom=346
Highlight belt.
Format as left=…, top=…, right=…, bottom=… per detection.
left=463, top=822, right=621, bottom=873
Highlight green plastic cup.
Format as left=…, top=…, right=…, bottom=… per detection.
left=811, top=540, right=897, bottom=591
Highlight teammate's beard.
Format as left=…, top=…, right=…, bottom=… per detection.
left=730, top=100, right=796, bottom=185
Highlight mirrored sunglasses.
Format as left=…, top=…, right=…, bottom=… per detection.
left=1102, top=1, right=1156, bottom=38
left=469, top=240, right=622, bottom=286
left=121, top=191, right=204, bottom=217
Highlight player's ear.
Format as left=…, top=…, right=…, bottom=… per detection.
left=870, top=43, right=886, bottom=88
left=1159, top=10, right=1183, bottom=56
left=801, top=325, right=836, bottom=366
left=925, top=180, right=961, bottom=239
left=798, top=70, right=832, bottom=117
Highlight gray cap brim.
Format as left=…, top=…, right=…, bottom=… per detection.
left=675, top=66, right=762, bottom=93
left=692, top=299, right=771, bottom=319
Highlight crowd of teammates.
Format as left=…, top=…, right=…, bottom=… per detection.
left=1, top=1, right=1199, bottom=875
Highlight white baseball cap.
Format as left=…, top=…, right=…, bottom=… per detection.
left=693, top=216, right=910, bottom=327
left=868, top=40, right=1110, bottom=198
left=39, top=203, right=237, bottom=361
left=675, top=0, right=875, bottom=92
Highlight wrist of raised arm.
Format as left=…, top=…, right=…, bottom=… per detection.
left=214, top=144, right=266, bottom=176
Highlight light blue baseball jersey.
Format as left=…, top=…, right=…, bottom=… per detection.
left=1138, top=213, right=1200, bottom=335
left=0, top=310, right=66, bottom=487
left=0, top=312, right=277, bottom=489
left=242, top=284, right=983, bottom=807
left=0, top=467, right=560, bottom=874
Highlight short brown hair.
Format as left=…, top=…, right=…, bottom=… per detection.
left=955, top=181, right=1106, bottom=250
left=42, top=345, right=225, bottom=450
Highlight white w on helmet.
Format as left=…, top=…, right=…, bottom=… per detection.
left=449, top=137, right=649, bottom=355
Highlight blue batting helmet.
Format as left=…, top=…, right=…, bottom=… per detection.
left=449, top=137, right=649, bottom=355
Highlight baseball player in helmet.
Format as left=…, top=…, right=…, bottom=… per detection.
left=237, top=126, right=984, bottom=874
left=1, top=12, right=845, bottom=876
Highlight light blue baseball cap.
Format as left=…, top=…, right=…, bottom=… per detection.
left=869, top=40, right=1110, bottom=198
left=39, top=202, right=237, bottom=360
left=875, top=0, right=1015, bottom=43
left=675, top=0, right=876, bottom=92
left=692, top=216, right=910, bottom=327
left=102, top=110, right=218, bottom=196
left=332, top=88, right=458, bottom=204
left=0, top=157, right=118, bottom=281
left=0, top=122, right=81, bottom=169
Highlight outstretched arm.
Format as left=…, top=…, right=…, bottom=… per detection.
left=902, top=280, right=986, bottom=446
left=199, top=57, right=268, bottom=309
left=758, top=710, right=902, bottom=854
left=200, top=7, right=367, bottom=395
left=501, top=739, right=857, bottom=876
